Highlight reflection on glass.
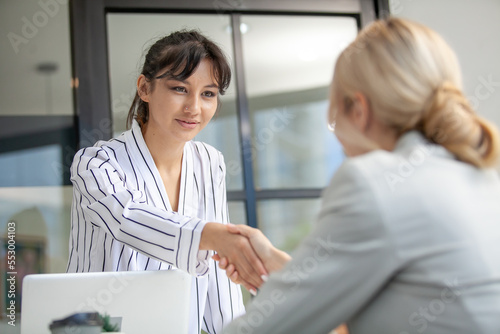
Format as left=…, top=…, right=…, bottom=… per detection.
left=0, top=0, right=73, bottom=115
left=257, top=198, right=322, bottom=253
left=0, top=145, right=64, bottom=187
left=0, top=186, right=72, bottom=317
left=0, top=1, right=73, bottom=329
left=107, top=13, right=243, bottom=190
left=252, top=99, right=345, bottom=189
left=241, top=15, right=357, bottom=189
left=0, top=186, right=72, bottom=273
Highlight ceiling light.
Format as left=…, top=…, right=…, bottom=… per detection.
left=239, top=23, right=249, bottom=34
left=225, top=23, right=250, bottom=34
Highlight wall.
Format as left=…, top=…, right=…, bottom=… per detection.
left=390, top=0, right=500, bottom=130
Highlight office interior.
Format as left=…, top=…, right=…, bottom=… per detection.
left=1, top=0, right=500, bottom=333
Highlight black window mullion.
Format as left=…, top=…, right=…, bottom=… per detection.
left=230, top=14, right=258, bottom=228
left=255, top=189, right=324, bottom=200
left=72, top=0, right=381, bottom=228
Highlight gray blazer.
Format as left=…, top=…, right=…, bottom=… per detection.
left=224, top=131, right=500, bottom=334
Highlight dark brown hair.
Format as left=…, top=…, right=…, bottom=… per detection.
left=126, top=30, right=231, bottom=129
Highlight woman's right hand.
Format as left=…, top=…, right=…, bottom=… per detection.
left=200, top=222, right=268, bottom=293
left=214, top=224, right=291, bottom=288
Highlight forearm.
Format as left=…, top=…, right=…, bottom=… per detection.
left=269, top=248, right=291, bottom=272
left=199, top=222, right=226, bottom=250
left=82, top=189, right=209, bottom=275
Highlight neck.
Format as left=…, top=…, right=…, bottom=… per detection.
left=141, top=122, right=184, bottom=171
left=369, top=122, right=399, bottom=152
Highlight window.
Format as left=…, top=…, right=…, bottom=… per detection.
left=0, top=0, right=75, bottom=325
left=103, top=9, right=359, bottom=242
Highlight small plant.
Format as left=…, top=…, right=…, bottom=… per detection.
left=99, top=313, right=120, bottom=332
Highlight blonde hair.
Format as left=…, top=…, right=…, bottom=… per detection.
left=332, top=17, right=499, bottom=168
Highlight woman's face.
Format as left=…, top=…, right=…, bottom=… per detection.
left=328, top=87, right=373, bottom=157
left=140, top=58, right=219, bottom=145
left=329, top=89, right=356, bottom=157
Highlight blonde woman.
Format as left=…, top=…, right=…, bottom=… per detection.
left=221, top=18, right=500, bottom=333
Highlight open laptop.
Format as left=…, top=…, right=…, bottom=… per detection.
left=21, top=270, right=191, bottom=334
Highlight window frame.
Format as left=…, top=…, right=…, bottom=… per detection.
left=70, top=0, right=387, bottom=227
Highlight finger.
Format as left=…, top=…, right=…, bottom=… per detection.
left=219, top=257, right=228, bottom=269
left=233, top=255, right=262, bottom=288
left=242, top=241, right=268, bottom=277
left=224, top=268, right=257, bottom=296
left=235, top=275, right=257, bottom=296
left=212, top=254, right=221, bottom=261
left=235, top=242, right=266, bottom=287
left=226, top=223, right=242, bottom=235
left=229, top=246, right=262, bottom=288
left=229, top=269, right=238, bottom=281
left=225, top=263, right=235, bottom=277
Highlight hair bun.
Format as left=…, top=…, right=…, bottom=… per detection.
left=420, top=81, right=499, bottom=167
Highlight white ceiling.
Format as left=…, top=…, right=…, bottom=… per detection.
left=0, top=0, right=73, bottom=116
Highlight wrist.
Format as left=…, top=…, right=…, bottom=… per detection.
left=199, top=222, right=224, bottom=250
left=269, top=248, right=291, bottom=272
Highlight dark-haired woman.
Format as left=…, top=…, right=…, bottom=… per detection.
left=66, top=30, right=266, bottom=334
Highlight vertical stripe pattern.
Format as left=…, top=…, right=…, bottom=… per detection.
left=67, top=121, right=244, bottom=333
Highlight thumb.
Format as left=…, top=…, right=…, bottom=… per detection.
left=227, top=223, right=256, bottom=238
left=227, top=223, right=243, bottom=235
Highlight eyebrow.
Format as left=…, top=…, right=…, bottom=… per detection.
left=169, top=78, right=218, bottom=89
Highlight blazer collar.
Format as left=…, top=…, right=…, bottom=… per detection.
left=394, top=130, right=454, bottom=160
left=124, top=120, right=191, bottom=212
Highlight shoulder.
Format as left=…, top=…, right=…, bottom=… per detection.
left=320, top=149, right=405, bottom=229
left=189, top=140, right=225, bottom=167
left=326, top=149, right=397, bottom=197
left=188, top=141, right=226, bottom=185
left=71, top=132, right=128, bottom=173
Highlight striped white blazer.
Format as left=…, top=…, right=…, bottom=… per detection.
left=67, top=120, right=244, bottom=334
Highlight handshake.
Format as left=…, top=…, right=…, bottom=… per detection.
left=200, top=223, right=291, bottom=295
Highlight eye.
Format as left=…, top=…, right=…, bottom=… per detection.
left=202, top=91, right=217, bottom=98
left=172, top=86, right=186, bottom=93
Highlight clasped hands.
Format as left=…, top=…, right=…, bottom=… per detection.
left=200, top=222, right=290, bottom=295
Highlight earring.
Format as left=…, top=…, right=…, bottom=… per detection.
left=185, top=107, right=189, bottom=110
left=327, top=122, right=336, bottom=132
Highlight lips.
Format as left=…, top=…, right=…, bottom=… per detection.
left=176, top=119, right=198, bottom=129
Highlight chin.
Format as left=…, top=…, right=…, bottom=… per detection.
left=177, top=132, right=200, bottom=143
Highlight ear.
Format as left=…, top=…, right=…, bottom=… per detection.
left=137, top=74, right=150, bottom=103
left=350, top=92, right=372, bottom=133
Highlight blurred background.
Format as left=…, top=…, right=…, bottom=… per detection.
left=1, top=0, right=499, bottom=331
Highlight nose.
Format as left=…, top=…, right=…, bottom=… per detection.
left=184, top=93, right=201, bottom=114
